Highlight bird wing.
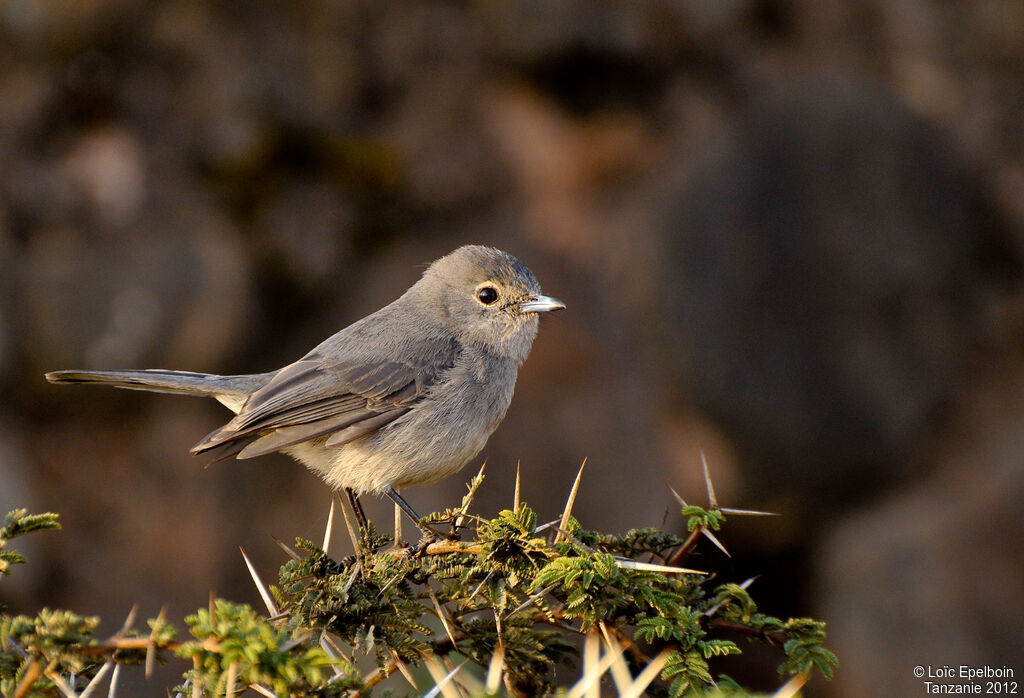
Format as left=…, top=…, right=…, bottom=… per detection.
left=191, top=335, right=460, bottom=460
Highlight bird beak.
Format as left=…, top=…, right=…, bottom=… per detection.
left=518, top=294, right=566, bottom=314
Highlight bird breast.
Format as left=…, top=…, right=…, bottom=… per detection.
left=289, top=349, right=519, bottom=494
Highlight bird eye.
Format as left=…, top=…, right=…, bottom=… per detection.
left=476, top=286, right=499, bottom=305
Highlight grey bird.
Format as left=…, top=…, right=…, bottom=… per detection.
left=46, top=245, right=564, bottom=534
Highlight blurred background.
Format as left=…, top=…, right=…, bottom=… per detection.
left=2, top=1, right=1023, bottom=695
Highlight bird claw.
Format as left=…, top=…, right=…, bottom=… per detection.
left=409, top=531, right=439, bottom=556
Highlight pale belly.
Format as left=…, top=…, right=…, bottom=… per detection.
left=284, top=359, right=517, bottom=494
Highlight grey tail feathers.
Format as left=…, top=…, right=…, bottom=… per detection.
left=44, top=369, right=272, bottom=413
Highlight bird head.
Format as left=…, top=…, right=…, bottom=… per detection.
left=416, top=245, right=565, bottom=364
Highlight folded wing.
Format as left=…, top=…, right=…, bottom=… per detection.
left=192, top=337, right=459, bottom=461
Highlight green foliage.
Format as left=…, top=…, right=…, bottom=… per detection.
left=0, top=607, right=177, bottom=696
left=780, top=620, right=839, bottom=681
left=2, top=609, right=102, bottom=679
left=591, top=527, right=690, bottom=559
left=0, top=510, right=60, bottom=580
left=0, top=485, right=838, bottom=696
left=178, top=599, right=344, bottom=696
left=279, top=533, right=435, bottom=671
left=680, top=505, right=725, bottom=533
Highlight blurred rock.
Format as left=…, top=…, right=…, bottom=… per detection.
left=253, top=179, right=355, bottom=289
left=60, top=127, right=145, bottom=227
left=817, top=363, right=1024, bottom=697
left=20, top=209, right=250, bottom=374
left=651, top=76, right=1021, bottom=514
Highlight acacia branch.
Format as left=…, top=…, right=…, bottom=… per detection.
left=709, top=619, right=788, bottom=645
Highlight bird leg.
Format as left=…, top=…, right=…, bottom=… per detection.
left=384, top=485, right=424, bottom=524
left=344, top=487, right=368, bottom=530
left=384, top=485, right=448, bottom=551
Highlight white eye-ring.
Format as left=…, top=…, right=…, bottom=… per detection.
left=476, top=285, right=499, bottom=305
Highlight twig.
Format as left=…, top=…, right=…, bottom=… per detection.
left=556, top=459, right=587, bottom=544
left=146, top=606, right=167, bottom=678
left=665, top=527, right=702, bottom=566
left=513, top=461, right=521, bottom=511
left=339, top=494, right=362, bottom=558
left=381, top=539, right=484, bottom=557
left=708, top=619, right=789, bottom=645
left=322, top=498, right=336, bottom=553
left=12, top=660, right=40, bottom=698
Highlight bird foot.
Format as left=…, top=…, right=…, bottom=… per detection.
left=409, top=531, right=439, bottom=556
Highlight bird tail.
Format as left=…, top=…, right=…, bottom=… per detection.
left=45, top=369, right=270, bottom=413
